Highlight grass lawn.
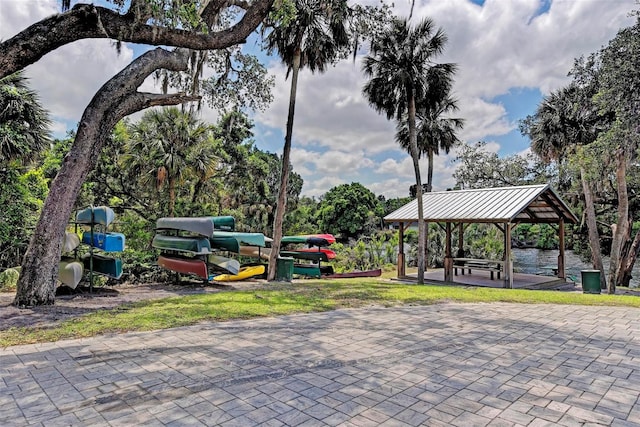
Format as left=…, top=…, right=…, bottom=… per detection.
left=2, top=277, right=639, bottom=347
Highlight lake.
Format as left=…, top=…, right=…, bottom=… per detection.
left=512, top=248, right=640, bottom=288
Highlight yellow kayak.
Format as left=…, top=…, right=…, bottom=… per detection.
left=212, top=265, right=265, bottom=282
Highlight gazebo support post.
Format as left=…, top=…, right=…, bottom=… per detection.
left=504, top=222, right=513, bottom=289
left=397, top=223, right=405, bottom=278
left=424, top=221, right=429, bottom=272
left=558, top=219, right=566, bottom=279
left=444, top=222, right=453, bottom=282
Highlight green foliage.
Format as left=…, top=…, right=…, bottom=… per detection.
left=268, top=0, right=297, bottom=27
left=0, top=267, right=20, bottom=292
left=597, top=18, right=640, bottom=155
left=513, top=224, right=559, bottom=250
left=454, top=142, right=551, bottom=189
left=0, top=165, right=48, bottom=269
left=284, top=196, right=319, bottom=235
left=113, top=211, right=153, bottom=253
left=76, top=110, right=304, bottom=262
left=263, top=0, right=356, bottom=72
left=0, top=73, right=52, bottom=269
left=463, top=224, right=503, bottom=260
left=520, top=17, right=640, bottom=288
left=317, top=183, right=383, bottom=240
left=331, top=230, right=400, bottom=273
left=0, top=72, right=51, bottom=166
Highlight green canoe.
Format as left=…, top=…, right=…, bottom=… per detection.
left=280, top=250, right=329, bottom=262
left=156, top=216, right=236, bottom=237
left=83, top=254, right=123, bottom=279
left=293, top=264, right=321, bottom=277
left=210, top=231, right=266, bottom=252
left=152, top=234, right=212, bottom=254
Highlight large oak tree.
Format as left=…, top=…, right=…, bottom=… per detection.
left=2, top=0, right=274, bottom=306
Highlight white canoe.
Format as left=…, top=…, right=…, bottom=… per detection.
left=61, top=232, right=80, bottom=252
left=58, top=259, right=84, bottom=289
left=208, top=255, right=240, bottom=275
left=239, top=245, right=271, bottom=260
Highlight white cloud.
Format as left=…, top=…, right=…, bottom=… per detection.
left=26, top=40, right=134, bottom=123
left=2, top=1, right=136, bottom=130
left=457, top=96, right=513, bottom=142
left=368, top=178, right=412, bottom=199
left=256, top=60, right=398, bottom=155
left=291, top=145, right=377, bottom=175
left=302, top=175, right=347, bottom=198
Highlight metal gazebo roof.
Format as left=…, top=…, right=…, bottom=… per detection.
left=384, top=184, right=578, bottom=224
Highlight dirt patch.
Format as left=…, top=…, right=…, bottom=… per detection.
left=0, top=280, right=269, bottom=331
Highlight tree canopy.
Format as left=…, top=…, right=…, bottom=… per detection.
left=521, top=16, right=640, bottom=292
left=0, top=72, right=51, bottom=166
left=317, top=182, right=382, bottom=240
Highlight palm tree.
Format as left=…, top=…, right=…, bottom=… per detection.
left=396, top=95, right=463, bottom=192
left=362, top=17, right=455, bottom=284
left=262, top=0, right=351, bottom=280
left=0, top=71, right=51, bottom=166
left=522, top=81, right=610, bottom=290
left=123, top=107, right=219, bottom=217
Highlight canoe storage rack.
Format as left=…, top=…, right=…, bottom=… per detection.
left=73, top=206, right=125, bottom=291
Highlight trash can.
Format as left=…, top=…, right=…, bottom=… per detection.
left=276, top=257, right=294, bottom=282
left=581, top=270, right=601, bottom=294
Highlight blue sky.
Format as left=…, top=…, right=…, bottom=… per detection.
left=1, top=0, right=635, bottom=198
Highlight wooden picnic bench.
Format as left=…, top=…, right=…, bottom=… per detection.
left=453, top=258, right=504, bottom=280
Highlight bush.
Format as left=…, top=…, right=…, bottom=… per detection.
left=0, top=267, right=20, bottom=292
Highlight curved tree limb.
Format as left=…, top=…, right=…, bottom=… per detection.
left=0, top=0, right=273, bottom=79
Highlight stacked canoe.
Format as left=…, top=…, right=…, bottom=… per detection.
left=154, top=216, right=266, bottom=282
left=58, top=232, right=84, bottom=289
left=75, top=206, right=125, bottom=280
left=280, top=234, right=337, bottom=278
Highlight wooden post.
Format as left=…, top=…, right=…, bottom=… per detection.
left=457, top=223, right=464, bottom=257
left=504, top=222, right=513, bottom=289
left=398, top=223, right=405, bottom=278
left=558, top=219, right=566, bottom=279
left=444, top=222, right=453, bottom=282
left=425, top=221, right=429, bottom=272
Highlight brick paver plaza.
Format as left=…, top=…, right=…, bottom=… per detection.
left=2, top=303, right=640, bottom=426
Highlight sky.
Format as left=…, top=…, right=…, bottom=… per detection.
left=0, top=0, right=636, bottom=199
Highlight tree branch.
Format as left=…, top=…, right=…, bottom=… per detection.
left=0, top=0, right=274, bottom=79
left=114, top=92, right=202, bottom=120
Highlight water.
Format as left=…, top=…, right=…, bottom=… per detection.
left=512, top=248, right=640, bottom=288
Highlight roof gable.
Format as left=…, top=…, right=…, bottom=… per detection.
left=384, top=184, right=578, bottom=224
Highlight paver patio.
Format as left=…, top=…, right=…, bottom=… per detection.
left=1, top=302, right=639, bottom=426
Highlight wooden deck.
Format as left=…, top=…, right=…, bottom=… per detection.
left=397, top=269, right=576, bottom=290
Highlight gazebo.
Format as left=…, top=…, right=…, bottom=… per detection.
left=384, top=184, right=578, bottom=288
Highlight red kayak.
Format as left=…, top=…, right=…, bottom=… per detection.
left=290, top=248, right=337, bottom=259
left=281, top=233, right=336, bottom=247
left=158, top=254, right=208, bottom=279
